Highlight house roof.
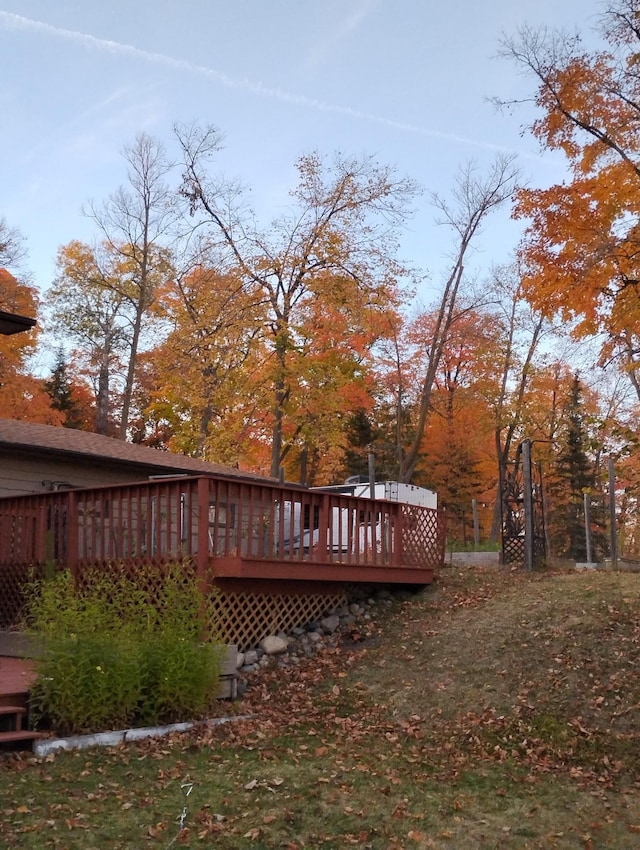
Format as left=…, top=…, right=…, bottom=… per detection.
left=0, top=310, right=36, bottom=335
left=0, top=418, right=274, bottom=483
left=0, top=269, right=37, bottom=335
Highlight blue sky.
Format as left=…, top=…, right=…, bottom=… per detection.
left=1, top=0, right=604, bottom=308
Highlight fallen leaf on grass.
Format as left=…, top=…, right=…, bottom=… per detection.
left=65, top=817, right=89, bottom=830
left=147, top=822, right=166, bottom=838
left=244, top=826, right=262, bottom=839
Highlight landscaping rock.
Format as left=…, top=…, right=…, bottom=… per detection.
left=260, top=635, right=288, bottom=655
left=320, top=615, right=340, bottom=634
left=236, top=585, right=420, bottom=679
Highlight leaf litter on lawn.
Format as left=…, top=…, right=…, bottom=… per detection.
left=3, top=565, right=640, bottom=848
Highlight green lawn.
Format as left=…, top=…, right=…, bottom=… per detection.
left=2, top=566, right=640, bottom=848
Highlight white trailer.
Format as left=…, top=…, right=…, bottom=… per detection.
left=305, top=480, right=437, bottom=554
left=313, top=480, right=437, bottom=509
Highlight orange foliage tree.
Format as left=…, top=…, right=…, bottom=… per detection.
left=138, top=266, right=272, bottom=469
left=410, top=309, right=504, bottom=542
left=0, top=267, right=61, bottom=424
left=141, top=263, right=402, bottom=483
left=500, top=2, right=640, bottom=395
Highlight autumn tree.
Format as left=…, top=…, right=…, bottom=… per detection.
left=486, top=264, right=551, bottom=541
left=48, top=241, right=131, bottom=435
left=285, top=271, right=400, bottom=484
left=499, top=1, right=640, bottom=396
left=139, top=265, right=270, bottom=465
left=83, top=132, right=176, bottom=437
left=398, top=156, right=519, bottom=483
left=176, top=124, right=418, bottom=478
left=367, top=310, right=422, bottom=479
left=410, top=308, right=504, bottom=541
left=0, top=266, right=60, bottom=424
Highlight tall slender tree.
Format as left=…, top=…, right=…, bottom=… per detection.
left=84, top=132, right=177, bottom=437
left=398, top=156, right=519, bottom=482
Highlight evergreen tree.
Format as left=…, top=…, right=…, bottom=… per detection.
left=43, top=349, right=92, bottom=430
left=548, top=374, right=604, bottom=560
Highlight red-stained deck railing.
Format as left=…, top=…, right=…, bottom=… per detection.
left=0, top=475, right=444, bottom=628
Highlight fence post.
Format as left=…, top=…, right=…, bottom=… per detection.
left=472, top=498, right=479, bottom=550
left=608, top=456, right=618, bottom=570
left=522, top=439, right=534, bottom=571
left=583, top=492, right=593, bottom=563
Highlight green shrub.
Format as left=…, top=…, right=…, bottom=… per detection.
left=25, top=562, right=223, bottom=735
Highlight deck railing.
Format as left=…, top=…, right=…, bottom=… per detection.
left=0, top=475, right=444, bottom=627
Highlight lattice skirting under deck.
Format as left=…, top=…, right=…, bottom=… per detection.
left=206, top=587, right=348, bottom=651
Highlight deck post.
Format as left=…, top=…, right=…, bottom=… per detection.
left=396, top=503, right=406, bottom=567
left=390, top=505, right=401, bottom=567
left=197, top=477, right=210, bottom=591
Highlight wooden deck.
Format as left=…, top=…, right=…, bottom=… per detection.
left=0, top=474, right=445, bottom=635
left=0, top=656, right=36, bottom=705
left=212, top=555, right=436, bottom=585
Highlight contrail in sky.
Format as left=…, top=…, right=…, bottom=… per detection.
left=0, top=10, right=512, bottom=153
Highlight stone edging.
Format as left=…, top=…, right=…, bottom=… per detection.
left=33, top=715, right=254, bottom=758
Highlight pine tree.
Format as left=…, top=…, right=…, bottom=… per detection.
left=548, top=375, right=604, bottom=560
left=43, top=349, right=92, bottom=430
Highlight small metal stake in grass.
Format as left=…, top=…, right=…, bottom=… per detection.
left=165, top=781, right=194, bottom=849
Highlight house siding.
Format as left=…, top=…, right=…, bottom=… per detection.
left=0, top=453, right=160, bottom=498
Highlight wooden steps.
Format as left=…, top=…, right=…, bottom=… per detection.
left=0, top=697, right=47, bottom=749
left=0, top=643, right=238, bottom=751
left=0, top=728, right=48, bottom=745
left=0, top=655, right=46, bottom=750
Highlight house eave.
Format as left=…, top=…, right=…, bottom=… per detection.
left=0, top=311, right=36, bottom=336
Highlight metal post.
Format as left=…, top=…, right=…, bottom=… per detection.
left=608, top=456, right=618, bottom=569
left=539, top=461, right=550, bottom=562
left=368, top=452, right=376, bottom=500
left=300, top=449, right=308, bottom=486
left=522, top=439, right=534, bottom=571
left=583, top=491, right=592, bottom=564
left=472, top=498, right=479, bottom=550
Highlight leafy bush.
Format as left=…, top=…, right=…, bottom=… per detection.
left=25, top=562, right=223, bottom=735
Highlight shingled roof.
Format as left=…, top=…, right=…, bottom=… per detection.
left=0, top=269, right=37, bottom=335
left=0, top=418, right=273, bottom=483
